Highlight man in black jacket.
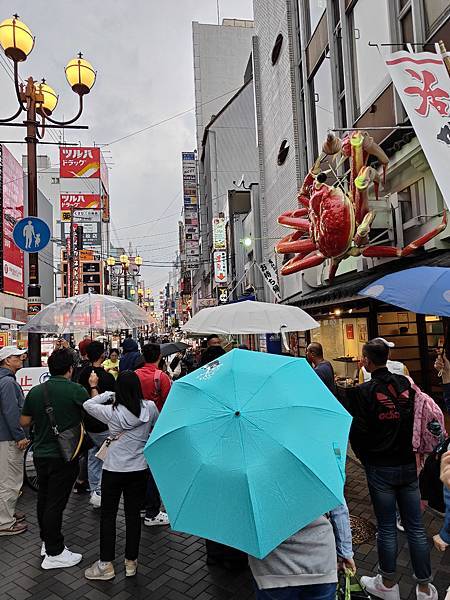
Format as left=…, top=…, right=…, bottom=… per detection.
left=350, top=340, right=436, bottom=600
left=78, top=341, right=115, bottom=508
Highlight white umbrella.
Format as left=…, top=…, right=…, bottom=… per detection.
left=0, top=316, right=26, bottom=326
left=181, top=300, right=318, bottom=334
left=20, top=293, right=149, bottom=335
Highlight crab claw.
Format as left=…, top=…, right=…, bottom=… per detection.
left=362, top=133, right=389, bottom=184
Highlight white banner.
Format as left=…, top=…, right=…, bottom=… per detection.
left=257, top=259, right=281, bottom=301
left=213, top=250, right=227, bottom=283
left=212, top=217, right=226, bottom=250
left=384, top=49, right=450, bottom=210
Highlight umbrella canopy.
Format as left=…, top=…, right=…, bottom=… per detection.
left=359, top=266, right=450, bottom=317
left=0, top=316, right=26, bottom=327
left=144, top=349, right=351, bottom=559
left=160, top=342, right=189, bottom=357
left=181, top=300, right=318, bottom=334
left=20, top=293, right=149, bottom=334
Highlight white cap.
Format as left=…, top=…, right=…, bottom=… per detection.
left=0, top=346, right=27, bottom=362
left=373, top=337, right=395, bottom=348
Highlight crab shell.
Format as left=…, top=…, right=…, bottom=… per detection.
left=310, top=184, right=355, bottom=258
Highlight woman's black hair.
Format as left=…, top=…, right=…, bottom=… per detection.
left=113, top=370, right=143, bottom=418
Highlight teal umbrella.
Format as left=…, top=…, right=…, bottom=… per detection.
left=144, top=349, right=352, bottom=559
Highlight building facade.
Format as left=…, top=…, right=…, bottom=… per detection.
left=251, top=0, right=450, bottom=393
left=192, top=19, right=255, bottom=311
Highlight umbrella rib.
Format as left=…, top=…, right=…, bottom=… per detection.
left=239, top=413, right=346, bottom=499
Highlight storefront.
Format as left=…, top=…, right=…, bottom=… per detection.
left=287, top=251, right=449, bottom=399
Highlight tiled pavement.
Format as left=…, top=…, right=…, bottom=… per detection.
left=1, top=458, right=449, bottom=600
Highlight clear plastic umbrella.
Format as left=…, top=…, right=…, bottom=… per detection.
left=20, top=293, right=150, bottom=335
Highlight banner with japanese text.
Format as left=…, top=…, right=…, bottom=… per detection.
left=60, top=193, right=101, bottom=211
left=60, top=147, right=100, bottom=178
left=0, top=145, right=25, bottom=296
left=385, top=50, right=450, bottom=211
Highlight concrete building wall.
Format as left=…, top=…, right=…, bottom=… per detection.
left=252, top=0, right=304, bottom=300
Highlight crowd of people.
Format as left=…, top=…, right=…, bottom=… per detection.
left=0, top=333, right=449, bottom=600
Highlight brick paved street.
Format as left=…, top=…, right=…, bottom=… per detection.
left=1, top=458, right=449, bottom=600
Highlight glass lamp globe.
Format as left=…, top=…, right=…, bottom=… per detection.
left=38, top=82, right=58, bottom=116
left=135, top=255, right=143, bottom=267
left=0, top=16, right=34, bottom=62
left=106, top=256, right=116, bottom=267
left=65, top=54, right=96, bottom=95
left=119, top=254, right=128, bottom=265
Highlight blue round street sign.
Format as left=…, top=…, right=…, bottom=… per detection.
left=13, top=217, right=51, bottom=253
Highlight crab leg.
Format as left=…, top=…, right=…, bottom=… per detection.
left=328, top=258, right=343, bottom=283
left=276, top=234, right=316, bottom=255
left=362, top=212, right=447, bottom=258
left=281, top=250, right=325, bottom=276
left=278, top=208, right=310, bottom=230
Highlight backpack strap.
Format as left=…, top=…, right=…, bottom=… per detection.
left=42, top=382, right=60, bottom=437
left=153, top=369, right=162, bottom=399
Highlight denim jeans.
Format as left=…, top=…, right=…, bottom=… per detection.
left=87, top=431, right=109, bottom=494
left=254, top=582, right=336, bottom=600
left=365, top=463, right=432, bottom=583
left=443, top=383, right=450, bottom=414
left=439, top=485, right=450, bottom=544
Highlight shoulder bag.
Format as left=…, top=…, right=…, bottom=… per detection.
left=42, top=382, right=85, bottom=462
left=95, top=431, right=125, bottom=461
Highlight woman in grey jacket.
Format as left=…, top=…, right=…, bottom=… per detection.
left=83, top=370, right=158, bottom=581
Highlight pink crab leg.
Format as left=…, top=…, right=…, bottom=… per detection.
left=362, top=212, right=447, bottom=258
left=281, top=250, right=325, bottom=277
left=278, top=208, right=310, bottom=231
left=276, top=235, right=316, bottom=255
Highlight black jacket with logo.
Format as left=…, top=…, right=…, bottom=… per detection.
left=349, top=367, right=415, bottom=467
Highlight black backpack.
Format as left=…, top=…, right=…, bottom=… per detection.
left=419, top=437, right=450, bottom=513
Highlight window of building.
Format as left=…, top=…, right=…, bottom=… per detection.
left=271, top=33, right=283, bottom=65
left=311, top=57, right=334, bottom=155
left=399, top=178, right=426, bottom=227
left=277, top=140, right=290, bottom=165
left=51, top=177, right=60, bottom=184
left=424, top=0, right=450, bottom=37
left=307, top=0, right=326, bottom=37
left=350, top=0, right=391, bottom=116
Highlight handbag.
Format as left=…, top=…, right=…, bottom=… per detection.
left=95, top=432, right=125, bottom=461
left=337, top=571, right=371, bottom=600
left=42, top=382, right=85, bottom=462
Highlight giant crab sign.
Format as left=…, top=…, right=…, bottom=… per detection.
left=275, top=131, right=447, bottom=282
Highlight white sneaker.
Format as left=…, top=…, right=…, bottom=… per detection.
left=89, top=492, right=101, bottom=508
left=361, top=575, right=400, bottom=600
left=144, top=511, right=170, bottom=526
left=416, top=584, right=438, bottom=600
left=396, top=517, right=405, bottom=532
left=41, top=547, right=82, bottom=570
left=41, top=542, right=46, bottom=557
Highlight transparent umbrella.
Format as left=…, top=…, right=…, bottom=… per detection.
left=20, top=293, right=150, bottom=335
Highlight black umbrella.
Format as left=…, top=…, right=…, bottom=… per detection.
left=160, top=341, right=189, bottom=357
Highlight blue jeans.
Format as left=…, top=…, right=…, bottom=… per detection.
left=443, top=383, right=450, bottom=413
left=365, top=463, right=432, bottom=583
left=439, top=485, right=450, bottom=544
left=87, top=431, right=109, bottom=494
left=254, top=582, right=336, bottom=600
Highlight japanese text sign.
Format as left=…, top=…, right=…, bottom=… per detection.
left=60, top=194, right=101, bottom=211
left=257, top=259, right=281, bottom=302
left=385, top=49, right=450, bottom=211
left=60, top=147, right=100, bottom=179
left=213, top=250, right=228, bottom=283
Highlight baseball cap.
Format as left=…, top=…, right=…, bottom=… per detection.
left=0, top=346, right=27, bottom=362
left=373, top=337, right=395, bottom=348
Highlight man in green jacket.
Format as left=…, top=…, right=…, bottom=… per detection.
left=20, top=348, right=89, bottom=570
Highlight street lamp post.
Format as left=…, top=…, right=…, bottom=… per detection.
left=119, top=254, right=129, bottom=299
left=106, top=256, right=116, bottom=295
left=0, top=15, right=96, bottom=366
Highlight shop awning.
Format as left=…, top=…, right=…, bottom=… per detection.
left=284, top=251, right=450, bottom=310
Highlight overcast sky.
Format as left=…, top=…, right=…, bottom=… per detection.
left=0, top=0, right=254, bottom=294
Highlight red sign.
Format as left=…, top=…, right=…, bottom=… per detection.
left=60, top=194, right=101, bottom=210
left=102, top=193, right=110, bottom=222
left=60, top=147, right=100, bottom=178
left=1, top=145, right=24, bottom=296
left=345, top=324, right=354, bottom=340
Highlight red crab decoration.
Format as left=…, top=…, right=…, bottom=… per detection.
left=276, top=131, right=447, bottom=282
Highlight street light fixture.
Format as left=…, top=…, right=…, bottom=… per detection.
left=0, top=14, right=96, bottom=366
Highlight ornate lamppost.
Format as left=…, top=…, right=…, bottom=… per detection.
left=0, top=15, right=96, bottom=365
